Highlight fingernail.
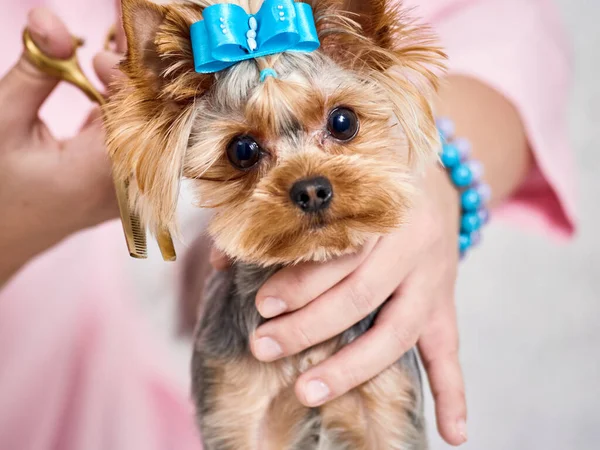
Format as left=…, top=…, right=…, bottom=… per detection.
left=28, top=27, right=48, bottom=48
left=304, top=380, right=330, bottom=405
left=28, top=9, right=52, bottom=42
left=259, top=297, right=287, bottom=318
left=253, top=337, right=283, bottom=361
left=27, top=8, right=74, bottom=60
left=456, top=419, right=468, bottom=443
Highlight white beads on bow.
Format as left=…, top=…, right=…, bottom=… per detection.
left=219, top=17, right=229, bottom=34
left=247, top=16, right=258, bottom=51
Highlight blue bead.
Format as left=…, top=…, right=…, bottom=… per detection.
left=466, top=160, right=484, bottom=182
left=470, top=230, right=482, bottom=247
left=441, top=142, right=461, bottom=168
left=451, top=164, right=473, bottom=187
left=461, top=213, right=482, bottom=233
left=436, top=118, right=455, bottom=140
left=461, top=189, right=481, bottom=211
left=454, top=137, right=471, bottom=161
left=459, top=233, right=471, bottom=252
left=478, top=208, right=490, bottom=225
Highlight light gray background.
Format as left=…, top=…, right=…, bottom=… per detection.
left=426, top=1, right=600, bottom=448
left=133, top=1, right=600, bottom=448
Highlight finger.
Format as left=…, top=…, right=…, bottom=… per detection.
left=419, top=304, right=467, bottom=446
left=93, top=50, right=123, bottom=87
left=62, top=124, right=119, bottom=227
left=1, top=8, right=74, bottom=122
left=294, top=284, right=428, bottom=407
left=255, top=238, right=378, bottom=319
left=114, top=0, right=127, bottom=52
left=209, top=247, right=231, bottom=271
left=252, top=268, right=394, bottom=361
left=252, top=238, right=414, bottom=361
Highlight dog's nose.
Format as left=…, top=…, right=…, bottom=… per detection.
left=290, top=177, right=333, bottom=213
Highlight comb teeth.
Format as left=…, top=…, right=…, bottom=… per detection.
left=22, top=26, right=157, bottom=261
left=130, top=213, right=148, bottom=259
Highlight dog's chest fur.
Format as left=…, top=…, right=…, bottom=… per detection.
left=191, top=263, right=427, bottom=450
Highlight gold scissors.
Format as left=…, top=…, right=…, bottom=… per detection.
left=22, top=28, right=177, bottom=262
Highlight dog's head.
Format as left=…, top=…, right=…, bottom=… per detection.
left=105, top=0, right=445, bottom=266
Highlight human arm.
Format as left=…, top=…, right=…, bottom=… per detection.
left=0, top=8, right=120, bottom=286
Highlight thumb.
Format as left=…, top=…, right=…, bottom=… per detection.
left=1, top=8, right=74, bottom=123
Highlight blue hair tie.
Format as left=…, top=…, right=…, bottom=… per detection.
left=260, top=68, right=278, bottom=82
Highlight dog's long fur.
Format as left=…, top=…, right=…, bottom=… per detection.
left=193, top=264, right=427, bottom=449
left=104, top=0, right=445, bottom=448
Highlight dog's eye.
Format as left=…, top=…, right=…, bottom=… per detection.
left=227, top=135, right=262, bottom=170
left=327, top=107, right=359, bottom=142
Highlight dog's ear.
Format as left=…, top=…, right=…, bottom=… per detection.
left=120, top=0, right=212, bottom=99
left=105, top=0, right=211, bottom=234
left=341, top=0, right=398, bottom=50
left=121, top=0, right=167, bottom=85
left=312, top=0, right=446, bottom=165
left=314, top=0, right=443, bottom=72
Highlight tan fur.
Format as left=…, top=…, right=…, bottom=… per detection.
left=200, top=356, right=287, bottom=450
left=200, top=338, right=422, bottom=450
left=105, top=0, right=445, bottom=448
left=187, top=72, right=421, bottom=264
left=104, top=0, right=210, bottom=233
left=209, top=150, right=414, bottom=265
left=318, top=365, right=425, bottom=449
left=199, top=350, right=312, bottom=450
left=201, top=339, right=343, bottom=450
left=311, top=0, right=444, bottom=164
left=105, top=0, right=445, bottom=240
left=262, top=387, right=313, bottom=449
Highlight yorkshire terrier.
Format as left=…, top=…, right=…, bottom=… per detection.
left=104, top=0, right=445, bottom=448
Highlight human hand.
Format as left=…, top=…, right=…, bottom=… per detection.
left=209, top=73, right=532, bottom=446
left=235, top=165, right=468, bottom=446
left=0, top=8, right=121, bottom=281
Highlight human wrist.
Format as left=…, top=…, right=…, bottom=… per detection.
left=0, top=237, right=44, bottom=286
left=424, top=162, right=461, bottom=230
left=437, top=117, right=491, bottom=258
left=0, top=210, right=74, bottom=286
left=433, top=75, right=532, bottom=205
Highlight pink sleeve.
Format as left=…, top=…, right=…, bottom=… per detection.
left=426, top=0, right=577, bottom=240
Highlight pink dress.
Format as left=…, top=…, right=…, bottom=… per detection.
left=0, top=0, right=575, bottom=448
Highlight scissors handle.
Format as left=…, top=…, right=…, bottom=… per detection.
left=23, top=29, right=105, bottom=105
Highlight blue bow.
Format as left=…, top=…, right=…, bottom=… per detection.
left=190, top=0, right=320, bottom=74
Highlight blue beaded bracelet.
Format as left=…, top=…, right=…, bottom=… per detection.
left=437, top=118, right=491, bottom=259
